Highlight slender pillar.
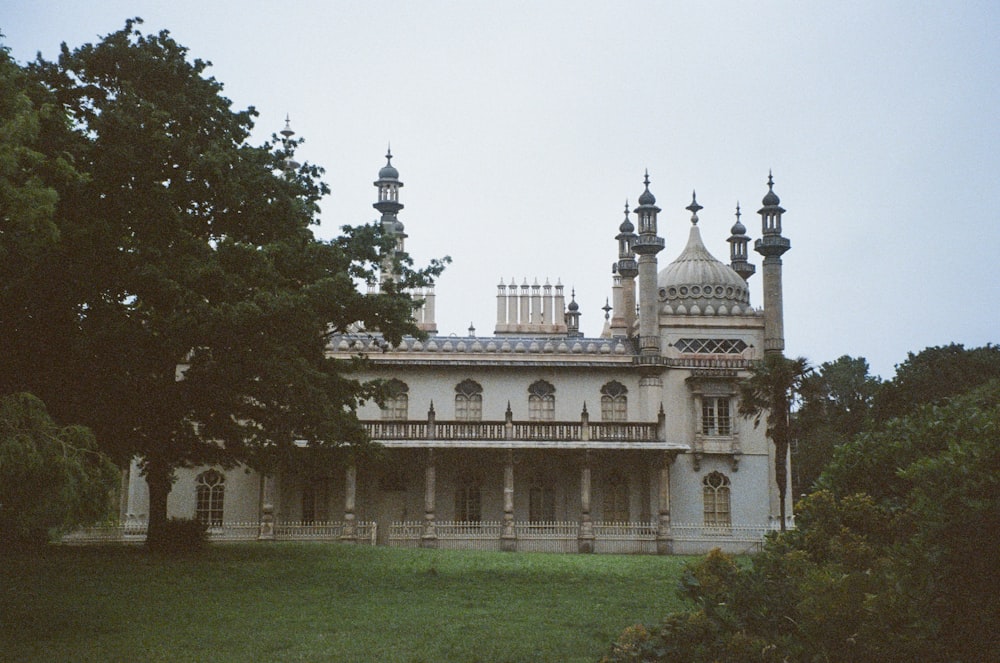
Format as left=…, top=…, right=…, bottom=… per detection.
left=341, top=464, right=357, bottom=541
left=578, top=451, right=594, bottom=553
left=496, top=282, right=507, bottom=332
left=507, top=278, right=519, bottom=329
left=501, top=449, right=516, bottom=551
left=259, top=474, right=276, bottom=540
left=656, top=452, right=676, bottom=555
left=421, top=449, right=437, bottom=547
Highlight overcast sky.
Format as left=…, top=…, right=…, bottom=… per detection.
left=4, top=1, right=998, bottom=380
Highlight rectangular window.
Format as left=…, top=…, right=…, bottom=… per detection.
left=529, top=396, right=555, bottom=421
left=529, top=487, right=556, bottom=522
left=702, top=397, right=732, bottom=436
left=381, top=394, right=408, bottom=421
left=455, top=486, right=481, bottom=522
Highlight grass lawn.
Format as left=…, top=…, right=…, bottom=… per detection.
left=0, top=543, right=692, bottom=662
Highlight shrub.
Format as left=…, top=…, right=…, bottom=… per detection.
left=152, top=518, right=208, bottom=554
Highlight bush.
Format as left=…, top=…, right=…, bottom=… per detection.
left=152, top=518, right=208, bottom=554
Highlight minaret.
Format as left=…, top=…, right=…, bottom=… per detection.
left=611, top=201, right=638, bottom=337
left=565, top=289, right=582, bottom=338
left=632, top=172, right=665, bottom=357
left=373, top=147, right=406, bottom=287
left=279, top=115, right=301, bottom=173
left=728, top=203, right=756, bottom=282
left=754, top=173, right=791, bottom=354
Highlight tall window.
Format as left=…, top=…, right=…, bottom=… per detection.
left=455, top=379, right=483, bottom=421
left=702, top=397, right=732, bottom=436
left=528, top=380, right=555, bottom=421
left=703, top=471, right=732, bottom=527
left=301, top=484, right=316, bottom=524
left=529, top=486, right=556, bottom=522
left=600, top=381, right=628, bottom=421
left=381, top=379, right=409, bottom=421
left=455, top=482, right=482, bottom=522
left=195, top=469, right=225, bottom=527
left=603, top=474, right=630, bottom=522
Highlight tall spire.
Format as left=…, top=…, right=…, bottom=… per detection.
left=611, top=199, right=639, bottom=338
left=754, top=171, right=791, bottom=354
left=728, top=202, right=756, bottom=281
left=565, top=288, right=582, bottom=338
left=374, top=147, right=406, bottom=286
left=279, top=115, right=300, bottom=172
left=632, top=171, right=665, bottom=356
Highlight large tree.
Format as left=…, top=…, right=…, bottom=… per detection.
left=738, top=354, right=810, bottom=531
left=6, top=21, right=444, bottom=548
left=792, top=355, right=879, bottom=495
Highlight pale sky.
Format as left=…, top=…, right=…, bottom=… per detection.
left=4, top=1, right=998, bottom=380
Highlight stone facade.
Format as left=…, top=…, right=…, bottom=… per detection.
left=123, top=156, right=793, bottom=554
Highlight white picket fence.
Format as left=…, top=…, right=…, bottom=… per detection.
left=670, top=522, right=778, bottom=554
left=593, top=522, right=658, bottom=555
left=516, top=521, right=579, bottom=553
left=59, top=520, right=377, bottom=545
left=60, top=519, right=776, bottom=553
left=436, top=521, right=504, bottom=551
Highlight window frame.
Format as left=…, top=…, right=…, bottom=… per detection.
left=528, top=380, right=555, bottom=422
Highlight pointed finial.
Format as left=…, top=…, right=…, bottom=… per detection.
left=280, top=114, right=294, bottom=138
left=686, top=190, right=703, bottom=225
left=767, top=170, right=774, bottom=190
left=385, top=144, right=393, bottom=164
left=643, top=169, right=650, bottom=187
left=735, top=202, right=741, bottom=222
left=624, top=199, right=630, bottom=214
left=602, top=298, right=612, bottom=320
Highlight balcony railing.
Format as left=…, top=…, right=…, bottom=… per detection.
left=366, top=406, right=663, bottom=444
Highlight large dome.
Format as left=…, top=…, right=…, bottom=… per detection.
left=658, top=224, right=752, bottom=315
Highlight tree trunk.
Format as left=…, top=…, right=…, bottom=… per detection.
left=775, top=439, right=788, bottom=532
left=144, top=459, right=174, bottom=550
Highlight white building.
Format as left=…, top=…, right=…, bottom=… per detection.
left=123, top=153, right=793, bottom=554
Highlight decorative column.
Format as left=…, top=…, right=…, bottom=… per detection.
left=656, top=451, right=676, bottom=555
left=578, top=451, right=595, bottom=553
left=421, top=449, right=437, bottom=548
left=259, top=473, right=276, bottom=540
left=341, top=464, right=357, bottom=542
left=501, top=449, right=516, bottom=551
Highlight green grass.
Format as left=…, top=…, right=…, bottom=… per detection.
left=0, top=543, right=691, bottom=662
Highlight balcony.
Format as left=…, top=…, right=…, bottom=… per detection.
left=364, top=406, right=684, bottom=451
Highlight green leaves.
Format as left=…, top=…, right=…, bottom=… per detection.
left=1, top=21, right=446, bottom=545
left=0, top=393, right=117, bottom=546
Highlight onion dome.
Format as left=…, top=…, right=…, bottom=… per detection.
left=619, top=201, right=634, bottom=234
left=658, top=193, right=751, bottom=315
left=637, top=170, right=656, bottom=206
left=730, top=206, right=747, bottom=235
left=378, top=148, right=399, bottom=180
left=761, top=171, right=780, bottom=207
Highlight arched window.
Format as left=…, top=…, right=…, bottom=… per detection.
left=528, top=380, right=555, bottom=421
left=455, top=482, right=482, bottom=523
left=381, top=379, right=409, bottom=421
left=195, top=469, right=225, bottom=527
left=701, top=397, right=732, bottom=436
left=603, top=473, right=630, bottom=522
left=703, top=471, right=732, bottom=527
left=455, top=379, right=483, bottom=421
left=600, top=381, right=628, bottom=422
